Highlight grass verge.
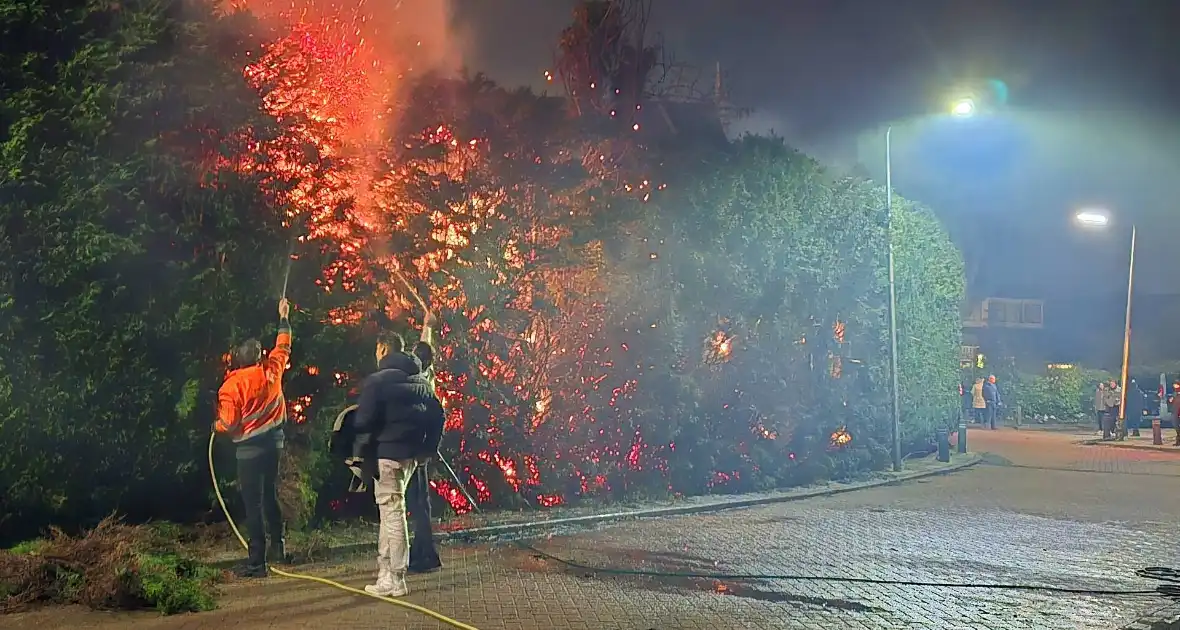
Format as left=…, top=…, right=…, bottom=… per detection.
left=0, top=516, right=224, bottom=615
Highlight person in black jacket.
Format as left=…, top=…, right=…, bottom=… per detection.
left=1123, top=378, right=1145, bottom=438
left=352, top=330, right=441, bottom=598
left=407, top=312, right=443, bottom=574
left=983, top=375, right=1002, bottom=430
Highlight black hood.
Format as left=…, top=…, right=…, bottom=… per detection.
left=378, top=351, right=421, bottom=375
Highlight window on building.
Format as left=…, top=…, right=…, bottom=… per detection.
left=1022, top=302, right=1043, bottom=325
left=984, top=298, right=1044, bottom=328
left=964, top=302, right=985, bottom=326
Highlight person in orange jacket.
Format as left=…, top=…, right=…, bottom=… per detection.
left=215, top=297, right=292, bottom=578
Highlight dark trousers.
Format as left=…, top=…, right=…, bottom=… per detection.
left=407, top=462, right=440, bottom=569
left=237, top=447, right=284, bottom=567
left=984, top=403, right=997, bottom=429
left=1102, top=407, right=1119, bottom=439
left=1126, top=410, right=1140, bottom=433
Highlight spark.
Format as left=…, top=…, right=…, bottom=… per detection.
left=214, top=0, right=684, bottom=513
left=704, top=330, right=736, bottom=365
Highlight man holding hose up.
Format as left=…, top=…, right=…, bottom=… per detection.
left=215, top=297, right=292, bottom=578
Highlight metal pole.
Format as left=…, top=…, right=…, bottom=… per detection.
left=1154, top=373, right=1165, bottom=446
left=1116, top=224, right=1136, bottom=438
left=958, top=415, right=968, bottom=453
left=886, top=125, right=902, bottom=472
left=436, top=455, right=480, bottom=512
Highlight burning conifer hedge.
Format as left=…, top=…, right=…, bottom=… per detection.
left=0, top=0, right=965, bottom=543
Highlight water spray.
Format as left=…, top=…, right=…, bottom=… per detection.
left=280, top=232, right=297, bottom=300
left=391, top=264, right=428, bottom=313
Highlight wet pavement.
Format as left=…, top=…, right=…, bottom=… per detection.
left=3, top=428, right=1179, bottom=629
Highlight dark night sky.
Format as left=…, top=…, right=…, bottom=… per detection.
left=451, top=0, right=1180, bottom=300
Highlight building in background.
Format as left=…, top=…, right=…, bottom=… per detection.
left=962, top=293, right=1180, bottom=375
left=961, top=297, right=1047, bottom=372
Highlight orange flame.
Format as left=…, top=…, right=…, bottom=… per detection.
left=704, top=330, right=735, bottom=365
left=830, top=427, right=853, bottom=448
left=214, top=0, right=673, bottom=514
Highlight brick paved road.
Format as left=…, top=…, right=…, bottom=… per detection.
left=4, top=428, right=1179, bottom=630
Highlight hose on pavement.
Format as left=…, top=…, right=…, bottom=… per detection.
left=208, top=433, right=481, bottom=630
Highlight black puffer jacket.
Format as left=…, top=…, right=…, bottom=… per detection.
left=352, top=352, right=439, bottom=461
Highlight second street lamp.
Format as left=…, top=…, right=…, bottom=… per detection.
left=1075, top=208, right=1136, bottom=440
left=1075, top=210, right=1111, bottom=228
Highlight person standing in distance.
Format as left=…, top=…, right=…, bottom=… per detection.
left=1093, top=382, right=1107, bottom=434
left=215, top=297, right=292, bottom=578
left=351, top=329, right=440, bottom=597
left=1123, top=378, right=1145, bottom=438
left=971, top=377, right=986, bottom=425
left=408, top=312, right=444, bottom=573
left=1102, top=379, right=1122, bottom=440
left=983, top=374, right=1002, bottom=430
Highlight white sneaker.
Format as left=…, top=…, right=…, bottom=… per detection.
left=364, top=576, right=408, bottom=598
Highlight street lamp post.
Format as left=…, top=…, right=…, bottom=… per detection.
left=885, top=125, right=901, bottom=472
left=1075, top=210, right=1137, bottom=440
left=1118, top=225, right=1136, bottom=439
left=883, top=96, right=976, bottom=473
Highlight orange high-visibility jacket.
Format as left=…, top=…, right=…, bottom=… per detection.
left=216, top=322, right=292, bottom=444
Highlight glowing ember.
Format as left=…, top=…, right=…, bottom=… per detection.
left=703, top=330, right=736, bottom=365
left=708, top=470, right=743, bottom=489
left=288, top=394, right=313, bottom=424
left=830, top=427, right=853, bottom=448
left=536, top=494, right=564, bottom=507
left=214, top=0, right=684, bottom=512
left=429, top=478, right=472, bottom=515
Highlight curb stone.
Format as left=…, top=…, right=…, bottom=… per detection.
left=1007, top=424, right=1095, bottom=433
left=1121, top=601, right=1180, bottom=629
left=1081, top=439, right=1180, bottom=454
left=212, top=452, right=982, bottom=569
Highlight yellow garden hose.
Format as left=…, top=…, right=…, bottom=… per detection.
left=207, top=433, right=481, bottom=630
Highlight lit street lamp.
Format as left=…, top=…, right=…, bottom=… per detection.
left=883, top=95, right=978, bottom=472
left=1075, top=209, right=1111, bottom=228
left=951, top=98, right=977, bottom=118
left=1075, top=208, right=1137, bottom=440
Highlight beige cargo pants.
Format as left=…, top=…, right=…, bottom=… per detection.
left=372, top=458, right=418, bottom=589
